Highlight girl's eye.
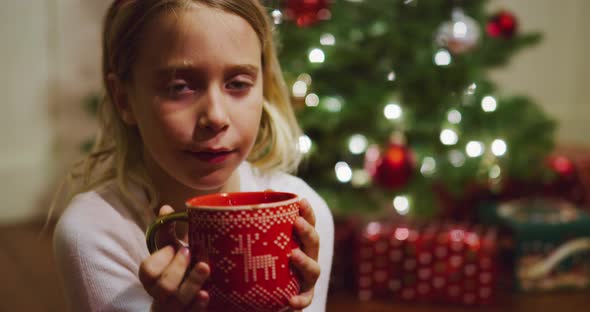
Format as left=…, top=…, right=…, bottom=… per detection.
left=167, top=81, right=192, bottom=95
left=226, top=79, right=252, bottom=91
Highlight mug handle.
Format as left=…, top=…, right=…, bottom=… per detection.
left=145, top=212, right=189, bottom=254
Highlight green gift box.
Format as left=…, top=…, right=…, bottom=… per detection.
left=480, top=197, right=590, bottom=292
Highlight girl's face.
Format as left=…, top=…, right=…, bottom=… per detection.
left=122, top=5, right=264, bottom=192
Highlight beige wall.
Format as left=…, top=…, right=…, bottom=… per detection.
left=0, top=0, right=588, bottom=222
left=0, top=1, right=53, bottom=222
left=0, top=0, right=107, bottom=223
left=489, top=0, right=590, bottom=144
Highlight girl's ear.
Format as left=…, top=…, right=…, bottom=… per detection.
left=107, top=73, right=137, bottom=125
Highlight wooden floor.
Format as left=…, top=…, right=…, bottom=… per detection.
left=0, top=221, right=66, bottom=312
left=1, top=221, right=589, bottom=312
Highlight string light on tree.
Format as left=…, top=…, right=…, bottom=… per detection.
left=447, top=109, right=462, bottom=124
left=491, top=139, right=507, bottom=156
left=292, top=80, right=307, bottom=97
left=297, top=135, right=313, bottom=154
left=393, top=195, right=410, bottom=215
left=489, top=164, right=501, bottom=179
left=448, top=149, right=466, bottom=167
left=384, top=103, right=402, bottom=120
left=348, top=134, right=369, bottom=155
left=466, top=83, right=477, bottom=95
left=297, top=73, right=312, bottom=85
left=351, top=169, right=371, bottom=187
left=323, top=96, right=343, bottom=112
left=420, top=157, right=437, bottom=176
left=369, top=21, right=387, bottom=37
left=434, top=49, right=452, bottom=66
left=466, top=141, right=485, bottom=157
left=481, top=95, right=497, bottom=112
left=308, top=48, right=325, bottom=63
left=387, top=70, right=397, bottom=81
left=305, top=93, right=320, bottom=107
left=364, top=144, right=381, bottom=175
left=335, top=161, right=353, bottom=183
left=348, top=28, right=364, bottom=42
left=440, top=129, right=459, bottom=145
left=320, top=33, right=336, bottom=46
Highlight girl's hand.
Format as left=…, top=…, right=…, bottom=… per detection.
left=139, top=205, right=210, bottom=311
left=289, top=199, right=321, bottom=311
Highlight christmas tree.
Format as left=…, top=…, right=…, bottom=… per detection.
left=272, top=0, right=556, bottom=218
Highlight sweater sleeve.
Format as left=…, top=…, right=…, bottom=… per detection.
left=263, top=174, right=335, bottom=312
left=53, top=192, right=152, bottom=312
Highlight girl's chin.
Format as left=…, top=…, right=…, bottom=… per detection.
left=184, top=172, right=237, bottom=193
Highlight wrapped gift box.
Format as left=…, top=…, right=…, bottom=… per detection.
left=355, top=221, right=498, bottom=305
left=480, top=197, right=590, bottom=292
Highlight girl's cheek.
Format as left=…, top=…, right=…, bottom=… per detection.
left=159, top=113, right=196, bottom=141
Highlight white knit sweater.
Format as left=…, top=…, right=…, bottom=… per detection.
left=54, top=162, right=334, bottom=311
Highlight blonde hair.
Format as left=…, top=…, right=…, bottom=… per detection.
left=48, top=0, right=302, bottom=226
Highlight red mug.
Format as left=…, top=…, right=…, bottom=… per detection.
left=146, top=191, right=301, bottom=312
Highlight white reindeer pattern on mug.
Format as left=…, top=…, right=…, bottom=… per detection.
left=232, top=233, right=279, bottom=282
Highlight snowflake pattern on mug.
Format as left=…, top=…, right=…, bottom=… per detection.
left=191, top=203, right=299, bottom=234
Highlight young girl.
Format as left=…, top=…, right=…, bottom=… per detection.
left=52, top=0, right=334, bottom=311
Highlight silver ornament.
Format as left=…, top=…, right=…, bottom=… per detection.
left=435, top=8, right=481, bottom=54
left=271, top=9, right=283, bottom=25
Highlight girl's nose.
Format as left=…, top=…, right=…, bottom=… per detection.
left=197, top=87, right=229, bottom=131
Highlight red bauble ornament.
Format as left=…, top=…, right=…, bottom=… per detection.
left=486, top=10, right=518, bottom=39
left=366, top=143, right=415, bottom=190
left=547, top=155, right=576, bottom=178
left=284, top=0, right=331, bottom=27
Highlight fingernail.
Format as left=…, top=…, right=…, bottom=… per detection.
left=197, top=263, right=208, bottom=275
left=291, top=248, right=302, bottom=260
left=180, top=247, right=190, bottom=258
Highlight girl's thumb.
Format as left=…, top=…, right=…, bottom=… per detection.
left=158, top=204, right=175, bottom=217
left=156, top=205, right=179, bottom=248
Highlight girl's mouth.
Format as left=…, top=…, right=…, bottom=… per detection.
left=186, top=150, right=234, bottom=164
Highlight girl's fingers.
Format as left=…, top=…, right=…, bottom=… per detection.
left=289, top=248, right=316, bottom=310
left=289, top=291, right=314, bottom=311
left=139, top=245, right=176, bottom=290
left=186, top=290, right=210, bottom=311
left=291, top=248, right=321, bottom=291
left=290, top=248, right=319, bottom=310
left=149, top=247, right=191, bottom=303
left=177, top=262, right=210, bottom=305
left=294, top=217, right=319, bottom=260
left=298, top=199, right=316, bottom=227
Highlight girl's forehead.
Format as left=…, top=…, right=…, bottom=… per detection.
left=135, top=5, right=261, bottom=73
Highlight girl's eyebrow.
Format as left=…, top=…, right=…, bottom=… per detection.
left=154, top=61, right=259, bottom=77
left=224, top=64, right=259, bottom=77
